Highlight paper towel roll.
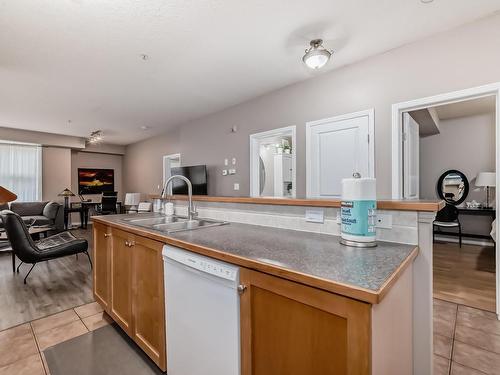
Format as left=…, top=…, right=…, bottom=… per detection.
left=340, top=174, right=377, bottom=246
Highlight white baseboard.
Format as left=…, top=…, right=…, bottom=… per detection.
left=434, top=235, right=494, bottom=247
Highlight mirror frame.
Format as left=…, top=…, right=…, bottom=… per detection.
left=436, top=169, right=469, bottom=205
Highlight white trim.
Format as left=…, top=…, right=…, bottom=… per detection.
left=306, top=108, right=375, bottom=198
left=249, top=126, right=296, bottom=198
left=391, top=81, right=500, bottom=319
left=162, top=153, right=181, bottom=194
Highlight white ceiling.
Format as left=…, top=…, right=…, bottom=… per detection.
left=1, top=0, right=499, bottom=145
left=434, top=96, right=496, bottom=120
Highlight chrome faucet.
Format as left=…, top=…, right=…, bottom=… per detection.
left=161, top=175, right=197, bottom=221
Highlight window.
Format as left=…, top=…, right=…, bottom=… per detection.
left=0, top=141, right=42, bottom=201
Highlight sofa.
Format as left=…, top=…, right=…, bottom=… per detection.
left=0, top=201, right=63, bottom=232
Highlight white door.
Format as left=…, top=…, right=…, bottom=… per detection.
left=162, top=153, right=181, bottom=194
left=403, top=113, right=420, bottom=199
left=306, top=109, right=374, bottom=198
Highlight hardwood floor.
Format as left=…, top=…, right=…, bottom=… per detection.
left=433, top=241, right=496, bottom=312
left=0, top=227, right=94, bottom=331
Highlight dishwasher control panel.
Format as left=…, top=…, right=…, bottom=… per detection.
left=163, top=245, right=239, bottom=282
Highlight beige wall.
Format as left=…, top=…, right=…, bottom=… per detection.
left=420, top=113, right=495, bottom=236
left=42, top=147, right=72, bottom=203
left=420, top=113, right=495, bottom=201
left=124, top=13, right=500, bottom=198
left=71, top=151, right=124, bottom=202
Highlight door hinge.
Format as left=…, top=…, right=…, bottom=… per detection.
left=402, top=133, right=407, bottom=142
left=367, top=134, right=370, bottom=143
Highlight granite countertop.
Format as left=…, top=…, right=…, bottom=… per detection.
left=94, top=215, right=418, bottom=304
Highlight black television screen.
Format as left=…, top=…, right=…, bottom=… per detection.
left=170, top=165, right=208, bottom=195
left=78, top=168, right=115, bottom=195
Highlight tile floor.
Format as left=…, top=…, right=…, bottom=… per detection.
left=2, top=298, right=499, bottom=374
left=434, top=298, right=500, bottom=375
left=0, top=301, right=112, bottom=374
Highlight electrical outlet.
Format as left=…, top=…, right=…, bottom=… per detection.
left=224, top=158, right=228, bottom=166
left=234, top=183, right=240, bottom=191
left=376, top=214, right=393, bottom=229
left=305, top=209, right=324, bottom=223
left=228, top=169, right=236, bottom=175
left=222, top=169, right=228, bottom=176
left=232, top=157, right=236, bottom=165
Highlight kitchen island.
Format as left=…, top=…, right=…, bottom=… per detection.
left=92, top=213, right=418, bottom=375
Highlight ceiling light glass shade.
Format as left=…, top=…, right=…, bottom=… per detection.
left=302, top=39, right=332, bottom=70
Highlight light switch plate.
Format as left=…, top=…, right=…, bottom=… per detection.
left=233, top=183, right=240, bottom=191
left=232, top=157, right=237, bottom=165
left=224, top=158, right=228, bottom=166
left=228, top=169, right=236, bottom=175
left=376, top=214, right=393, bottom=229
left=305, top=209, right=324, bottom=223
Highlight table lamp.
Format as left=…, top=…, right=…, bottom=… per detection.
left=125, top=193, right=141, bottom=213
left=58, top=188, right=75, bottom=209
left=0, top=186, right=17, bottom=204
left=475, top=172, right=496, bottom=208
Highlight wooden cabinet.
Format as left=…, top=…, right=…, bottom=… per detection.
left=93, top=225, right=166, bottom=371
left=131, top=235, right=166, bottom=368
left=92, top=223, right=111, bottom=309
left=239, top=268, right=371, bottom=375
left=109, top=228, right=134, bottom=335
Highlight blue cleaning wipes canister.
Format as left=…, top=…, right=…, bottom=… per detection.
left=340, top=173, right=377, bottom=248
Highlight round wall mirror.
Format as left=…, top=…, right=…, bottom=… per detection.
left=436, top=170, right=469, bottom=205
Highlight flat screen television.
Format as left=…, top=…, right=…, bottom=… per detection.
left=170, top=165, right=208, bottom=195
left=78, top=168, right=115, bottom=195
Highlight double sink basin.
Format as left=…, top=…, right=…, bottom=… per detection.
left=120, top=214, right=228, bottom=234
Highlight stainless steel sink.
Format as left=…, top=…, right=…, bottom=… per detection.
left=120, top=215, right=228, bottom=234
left=122, top=216, right=188, bottom=225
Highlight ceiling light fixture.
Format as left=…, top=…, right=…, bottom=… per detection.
left=302, top=39, right=332, bottom=70
left=420, top=0, right=434, bottom=3
left=87, top=130, right=103, bottom=144
left=140, top=125, right=150, bottom=130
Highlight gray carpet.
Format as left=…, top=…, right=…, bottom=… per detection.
left=44, top=324, right=165, bottom=374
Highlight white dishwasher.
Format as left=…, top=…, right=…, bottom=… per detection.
left=163, top=245, right=241, bottom=375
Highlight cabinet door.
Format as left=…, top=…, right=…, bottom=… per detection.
left=131, top=235, right=166, bottom=370
left=240, top=268, right=371, bottom=375
left=110, top=228, right=134, bottom=335
left=93, top=223, right=111, bottom=309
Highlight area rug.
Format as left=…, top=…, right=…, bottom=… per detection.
left=44, top=324, right=165, bottom=374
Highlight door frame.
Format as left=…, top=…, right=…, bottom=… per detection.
left=249, top=125, right=296, bottom=198
left=162, top=153, right=181, bottom=194
left=305, top=108, right=375, bottom=198
left=391, top=81, right=500, bottom=316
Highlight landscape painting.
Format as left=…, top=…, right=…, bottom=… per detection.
left=78, top=168, right=114, bottom=194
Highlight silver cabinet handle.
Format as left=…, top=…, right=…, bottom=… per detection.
left=104, top=233, right=111, bottom=238
left=237, top=284, right=247, bottom=295
left=124, top=240, right=129, bottom=246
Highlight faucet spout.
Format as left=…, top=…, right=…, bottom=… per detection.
left=161, top=175, right=196, bottom=221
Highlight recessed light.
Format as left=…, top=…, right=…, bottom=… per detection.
left=140, top=125, right=150, bottom=130
left=140, top=54, right=149, bottom=61
left=420, top=0, right=434, bottom=3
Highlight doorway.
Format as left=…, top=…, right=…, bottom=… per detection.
left=250, top=126, right=296, bottom=198
left=393, top=84, right=500, bottom=373
left=163, top=153, right=181, bottom=195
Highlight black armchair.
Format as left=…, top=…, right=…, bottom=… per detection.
left=0, top=210, right=91, bottom=283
